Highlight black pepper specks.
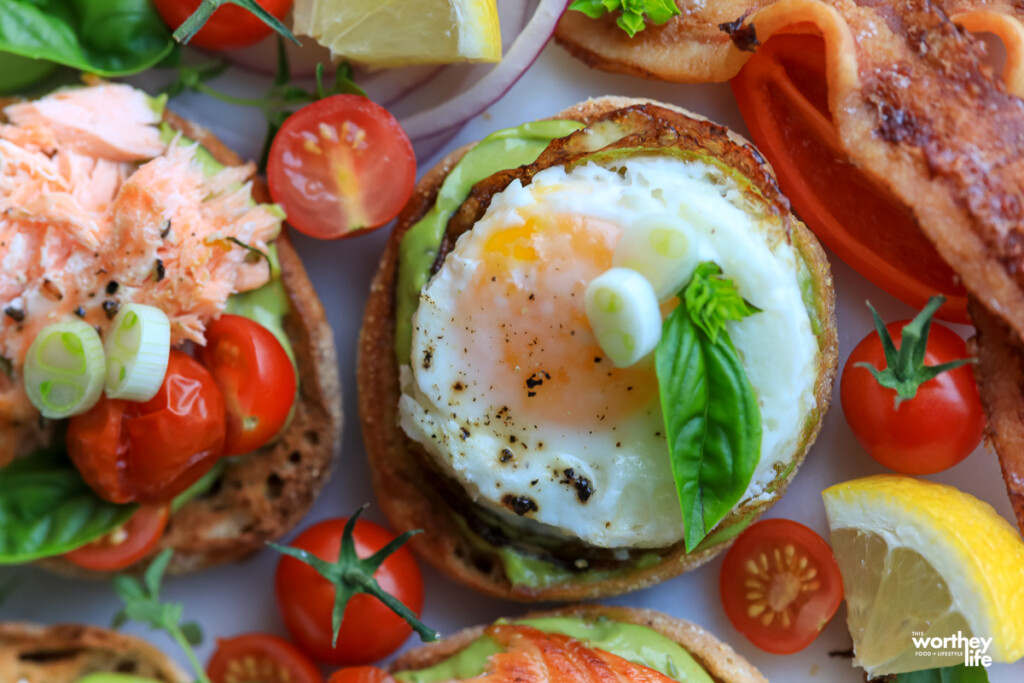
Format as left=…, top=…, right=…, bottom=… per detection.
left=159, top=219, right=172, bottom=239
left=560, top=468, right=595, bottom=503
left=422, top=349, right=433, bottom=370
left=73, top=306, right=86, bottom=318
left=105, top=281, right=119, bottom=295
left=154, top=259, right=165, bottom=282
left=452, top=381, right=465, bottom=391
left=502, top=494, right=538, bottom=516
left=459, top=427, right=471, bottom=440
left=499, top=448, right=514, bottom=463
left=102, top=300, right=120, bottom=319
left=4, top=305, right=25, bottom=322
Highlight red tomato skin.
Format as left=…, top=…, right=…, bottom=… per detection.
left=719, top=518, right=843, bottom=655
left=68, top=351, right=226, bottom=504
left=197, top=315, right=296, bottom=456
left=153, top=0, right=293, bottom=51
left=841, top=321, right=985, bottom=475
left=63, top=505, right=169, bottom=571
left=328, top=668, right=395, bottom=683
left=207, top=633, right=323, bottom=683
left=275, top=518, right=424, bottom=665
left=267, top=95, right=415, bottom=240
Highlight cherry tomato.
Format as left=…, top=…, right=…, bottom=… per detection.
left=208, top=633, right=323, bottom=683
left=68, top=351, right=226, bottom=504
left=328, top=668, right=395, bottom=683
left=841, top=319, right=985, bottom=474
left=153, top=0, right=293, bottom=51
left=275, top=518, right=424, bottom=665
left=730, top=34, right=968, bottom=323
left=267, top=95, right=415, bottom=240
left=720, top=518, right=843, bottom=654
left=64, top=505, right=169, bottom=571
left=197, top=315, right=296, bottom=456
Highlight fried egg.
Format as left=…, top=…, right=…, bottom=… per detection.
left=398, top=156, right=820, bottom=549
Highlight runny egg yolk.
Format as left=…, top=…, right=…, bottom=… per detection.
left=458, top=209, right=658, bottom=426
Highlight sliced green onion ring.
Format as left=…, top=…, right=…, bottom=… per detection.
left=584, top=267, right=663, bottom=368
left=613, top=215, right=692, bottom=302
left=104, top=304, right=171, bottom=402
left=24, top=319, right=106, bottom=419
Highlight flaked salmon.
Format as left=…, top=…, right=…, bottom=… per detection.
left=0, top=84, right=283, bottom=464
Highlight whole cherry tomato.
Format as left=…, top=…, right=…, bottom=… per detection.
left=208, top=633, right=323, bottom=683
left=68, top=351, right=226, bottom=504
left=275, top=517, right=425, bottom=665
left=64, top=505, right=169, bottom=571
left=720, top=518, right=843, bottom=654
left=197, top=315, right=296, bottom=456
left=267, top=95, right=415, bottom=240
left=153, top=0, right=293, bottom=51
left=328, top=668, right=395, bottom=683
left=841, top=300, right=984, bottom=474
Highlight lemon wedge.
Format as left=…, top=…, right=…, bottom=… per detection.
left=822, top=475, right=1024, bottom=676
left=293, top=0, right=502, bottom=68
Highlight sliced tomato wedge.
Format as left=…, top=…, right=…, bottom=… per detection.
left=730, top=34, right=969, bottom=323
left=208, top=633, right=323, bottom=683
left=719, top=518, right=843, bottom=654
left=64, top=505, right=169, bottom=571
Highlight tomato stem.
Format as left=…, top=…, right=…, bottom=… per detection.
left=172, top=0, right=299, bottom=46
left=269, top=506, right=440, bottom=647
left=856, top=296, right=974, bottom=407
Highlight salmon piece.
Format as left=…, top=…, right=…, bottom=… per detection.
left=477, top=625, right=678, bottom=683
left=3, top=84, right=165, bottom=162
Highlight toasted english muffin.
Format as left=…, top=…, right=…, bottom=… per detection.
left=358, top=96, right=837, bottom=601
left=0, top=622, right=187, bottom=683
left=390, top=605, right=766, bottom=683
left=33, top=110, right=342, bottom=577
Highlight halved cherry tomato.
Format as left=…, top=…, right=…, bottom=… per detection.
left=730, top=34, right=969, bottom=323
left=328, top=668, right=395, bottom=683
left=841, top=318, right=984, bottom=474
left=64, top=505, right=169, bottom=571
left=67, top=351, right=226, bottom=504
left=720, top=518, right=843, bottom=654
left=197, top=315, right=296, bottom=456
left=208, top=633, right=323, bottom=683
left=153, top=0, right=293, bottom=51
left=275, top=517, right=425, bottom=665
left=267, top=95, right=416, bottom=240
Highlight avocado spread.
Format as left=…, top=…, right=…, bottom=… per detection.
left=393, top=616, right=713, bottom=683
left=393, top=119, right=585, bottom=362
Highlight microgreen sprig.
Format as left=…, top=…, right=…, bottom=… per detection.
left=111, top=549, right=209, bottom=683
left=683, top=262, right=761, bottom=342
left=269, top=505, right=439, bottom=647
left=569, top=0, right=682, bottom=38
left=858, top=296, right=974, bottom=408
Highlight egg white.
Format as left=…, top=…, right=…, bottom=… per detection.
left=398, top=156, right=820, bottom=549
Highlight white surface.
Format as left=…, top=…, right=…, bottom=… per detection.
left=2, top=38, right=1023, bottom=683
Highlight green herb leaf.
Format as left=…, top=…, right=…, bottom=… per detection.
left=888, top=664, right=989, bottom=683
left=112, top=549, right=211, bottom=683
left=656, top=264, right=762, bottom=551
left=268, top=505, right=439, bottom=646
left=0, top=0, right=174, bottom=80
left=569, top=0, right=681, bottom=37
left=857, top=296, right=974, bottom=408
left=683, top=262, right=761, bottom=343
left=0, top=447, right=136, bottom=563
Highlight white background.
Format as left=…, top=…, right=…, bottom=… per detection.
left=2, top=27, right=1022, bottom=683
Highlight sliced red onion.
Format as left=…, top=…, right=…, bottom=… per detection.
left=398, top=0, right=569, bottom=143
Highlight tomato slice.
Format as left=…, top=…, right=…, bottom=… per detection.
left=208, top=633, right=323, bottom=683
left=267, top=95, right=416, bottom=240
left=730, top=34, right=969, bottom=323
left=64, top=505, right=169, bottom=571
left=68, top=351, right=226, bottom=504
left=328, top=668, right=396, bottom=683
left=719, top=518, right=843, bottom=654
left=197, top=315, right=296, bottom=456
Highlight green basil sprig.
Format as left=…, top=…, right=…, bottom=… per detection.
left=569, top=0, right=681, bottom=38
left=888, top=664, right=989, bottom=683
left=0, top=0, right=174, bottom=85
left=657, top=262, right=761, bottom=552
left=0, top=447, right=136, bottom=563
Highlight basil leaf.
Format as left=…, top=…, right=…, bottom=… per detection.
left=657, top=295, right=761, bottom=552
left=0, top=448, right=136, bottom=563
left=891, top=665, right=989, bottom=683
left=0, top=0, right=174, bottom=78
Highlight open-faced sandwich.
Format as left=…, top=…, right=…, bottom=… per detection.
left=0, top=83, right=341, bottom=576
left=384, top=605, right=765, bottom=683
left=359, top=95, right=837, bottom=600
